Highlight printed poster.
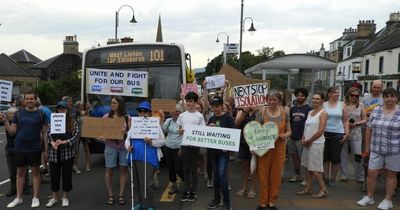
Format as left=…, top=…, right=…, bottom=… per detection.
left=87, top=68, right=148, bottom=97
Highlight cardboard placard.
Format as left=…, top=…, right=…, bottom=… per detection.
left=233, top=83, right=269, bottom=108
left=50, top=113, right=66, bottom=134
left=0, top=79, right=13, bottom=102
left=182, top=124, right=241, bottom=152
left=81, top=117, right=125, bottom=140
left=151, top=99, right=176, bottom=112
left=243, top=121, right=279, bottom=157
left=217, top=64, right=247, bottom=86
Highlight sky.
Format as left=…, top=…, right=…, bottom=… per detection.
left=1, top=0, right=399, bottom=69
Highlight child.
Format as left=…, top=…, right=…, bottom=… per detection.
left=177, top=92, right=206, bottom=201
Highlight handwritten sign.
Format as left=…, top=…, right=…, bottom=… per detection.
left=81, top=117, right=125, bottom=140
left=130, top=117, right=160, bottom=139
left=182, top=125, right=241, bottom=152
left=50, top=113, right=66, bottom=134
left=151, top=99, right=176, bottom=112
left=87, top=68, right=148, bottom=97
left=243, top=121, right=279, bottom=157
left=181, top=83, right=199, bottom=95
left=233, top=83, right=269, bottom=108
left=205, top=75, right=225, bottom=89
left=0, top=79, right=13, bottom=102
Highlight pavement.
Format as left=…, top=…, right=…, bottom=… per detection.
left=0, top=127, right=396, bottom=210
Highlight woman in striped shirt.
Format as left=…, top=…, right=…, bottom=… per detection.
left=45, top=101, right=79, bottom=208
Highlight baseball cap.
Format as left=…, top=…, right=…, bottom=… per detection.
left=210, top=96, right=223, bottom=105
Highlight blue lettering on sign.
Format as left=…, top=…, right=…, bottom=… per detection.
left=91, top=85, right=102, bottom=92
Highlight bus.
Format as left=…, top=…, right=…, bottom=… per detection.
left=81, top=42, right=193, bottom=152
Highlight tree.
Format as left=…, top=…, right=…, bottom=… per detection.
left=36, top=81, right=58, bottom=105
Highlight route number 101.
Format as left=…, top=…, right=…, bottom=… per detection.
left=150, top=50, right=164, bottom=61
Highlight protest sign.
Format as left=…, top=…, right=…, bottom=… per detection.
left=205, top=75, right=225, bottom=89
left=218, top=64, right=247, bottom=86
left=0, top=79, right=13, bottom=102
left=130, top=117, right=160, bottom=139
left=87, top=68, right=148, bottom=97
left=181, top=83, right=198, bottom=95
left=182, top=125, right=241, bottom=152
left=151, top=99, right=176, bottom=112
left=233, top=83, right=269, bottom=108
left=243, top=121, right=279, bottom=157
left=81, top=117, right=125, bottom=140
left=50, top=113, right=66, bottom=134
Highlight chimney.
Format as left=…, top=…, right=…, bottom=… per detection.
left=319, top=43, right=325, bottom=57
left=120, top=37, right=134, bottom=43
left=357, top=20, right=376, bottom=38
left=386, top=12, right=400, bottom=30
left=63, top=35, right=79, bottom=54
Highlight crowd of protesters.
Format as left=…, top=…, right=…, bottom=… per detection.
left=1, top=79, right=399, bottom=210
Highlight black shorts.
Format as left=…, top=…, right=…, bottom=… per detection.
left=323, top=132, right=344, bottom=164
left=238, top=140, right=252, bottom=160
left=14, top=151, right=42, bottom=167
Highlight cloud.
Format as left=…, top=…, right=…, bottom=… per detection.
left=1, top=0, right=400, bottom=68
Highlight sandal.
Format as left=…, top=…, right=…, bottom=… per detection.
left=312, top=190, right=328, bottom=198
left=236, top=189, right=248, bottom=197
left=107, top=196, right=114, bottom=205
left=118, top=196, right=126, bottom=205
left=296, top=190, right=312, bottom=195
left=247, top=190, right=256, bottom=199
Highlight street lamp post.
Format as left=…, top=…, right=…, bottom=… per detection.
left=238, top=0, right=256, bottom=72
left=115, top=5, right=137, bottom=42
left=216, top=32, right=230, bottom=64
left=336, top=71, right=346, bottom=100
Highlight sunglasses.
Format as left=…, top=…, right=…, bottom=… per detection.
left=137, top=109, right=149, bottom=113
left=350, top=94, right=359, bottom=98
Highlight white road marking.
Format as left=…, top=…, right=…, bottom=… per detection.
left=0, top=179, right=10, bottom=185
left=0, top=170, right=31, bottom=186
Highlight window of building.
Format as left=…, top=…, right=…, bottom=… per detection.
left=379, top=56, right=384, bottom=74
left=347, top=47, right=351, bottom=57
left=387, top=81, right=393, bottom=88
left=365, top=59, right=369, bottom=75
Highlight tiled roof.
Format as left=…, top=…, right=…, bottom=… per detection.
left=9, top=49, right=41, bottom=64
left=0, top=54, right=33, bottom=76
left=360, top=23, right=400, bottom=55
left=31, top=53, right=82, bottom=69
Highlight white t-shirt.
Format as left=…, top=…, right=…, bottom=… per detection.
left=177, top=111, right=206, bottom=130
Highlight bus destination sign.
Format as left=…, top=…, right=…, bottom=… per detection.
left=94, top=46, right=181, bottom=65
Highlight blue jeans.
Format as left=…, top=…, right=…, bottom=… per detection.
left=209, top=150, right=230, bottom=206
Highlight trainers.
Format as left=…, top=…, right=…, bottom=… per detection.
left=187, top=192, right=197, bottom=201
left=300, top=180, right=307, bottom=186
left=180, top=192, right=190, bottom=202
left=339, top=176, right=348, bottom=182
left=289, top=174, right=301, bottom=182
left=328, top=179, right=337, bottom=187
left=207, top=179, right=213, bottom=188
left=31, top=197, right=40, bottom=208
left=7, top=198, right=23, bottom=208
left=73, top=166, right=81, bottom=174
left=206, top=199, right=222, bottom=209
left=377, top=199, right=393, bottom=210
left=356, top=196, right=374, bottom=206
left=45, top=198, right=58, bottom=207
left=62, top=198, right=69, bottom=207
left=223, top=204, right=232, bottom=210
